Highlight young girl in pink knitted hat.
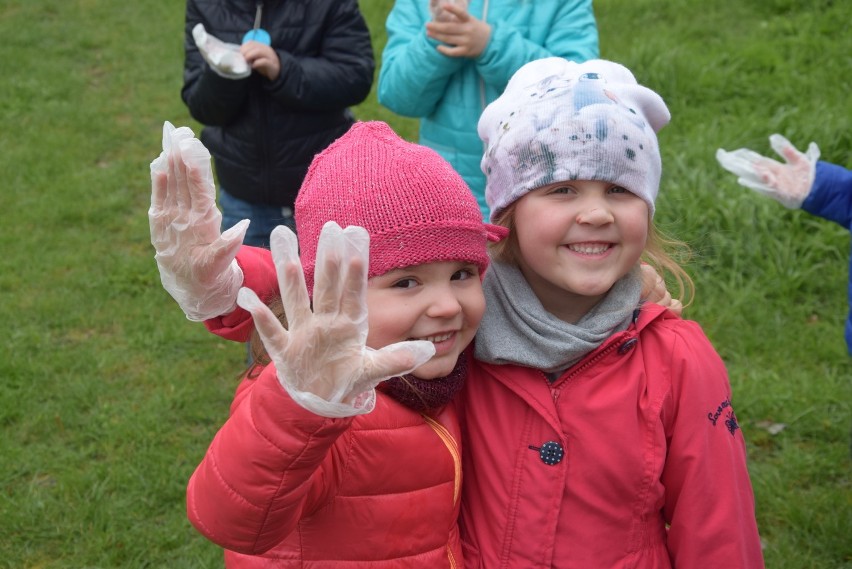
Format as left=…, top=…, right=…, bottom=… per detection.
left=150, top=120, right=504, bottom=567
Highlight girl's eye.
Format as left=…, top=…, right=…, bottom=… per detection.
left=608, top=185, right=629, bottom=194
left=392, top=278, right=418, bottom=289
left=549, top=185, right=574, bottom=195
left=451, top=267, right=478, bottom=281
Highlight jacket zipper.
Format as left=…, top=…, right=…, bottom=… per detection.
left=252, top=1, right=263, bottom=33
left=550, top=337, right=625, bottom=401
left=447, top=544, right=459, bottom=568
left=422, top=414, right=462, bottom=504
left=422, top=415, right=461, bottom=568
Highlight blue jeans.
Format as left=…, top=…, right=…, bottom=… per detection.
left=219, top=187, right=297, bottom=248
left=219, top=188, right=296, bottom=364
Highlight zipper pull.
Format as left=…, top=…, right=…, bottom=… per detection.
left=242, top=2, right=271, bottom=45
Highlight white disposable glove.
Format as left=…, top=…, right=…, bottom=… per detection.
left=149, top=121, right=248, bottom=321
left=236, top=222, right=437, bottom=418
left=429, top=0, right=469, bottom=22
left=716, top=134, right=820, bottom=209
left=192, top=23, right=251, bottom=79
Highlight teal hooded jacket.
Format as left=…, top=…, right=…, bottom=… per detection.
left=378, top=0, right=599, bottom=219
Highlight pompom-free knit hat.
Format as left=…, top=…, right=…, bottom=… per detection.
left=479, top=58, right=671, bottom=220
left=296, top=121, right=505, bottom=291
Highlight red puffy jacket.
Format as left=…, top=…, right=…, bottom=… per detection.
left=192, top=248, right=463, bottom=567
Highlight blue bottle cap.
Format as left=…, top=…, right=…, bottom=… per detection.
left=242, top=28, right=271, bottom=45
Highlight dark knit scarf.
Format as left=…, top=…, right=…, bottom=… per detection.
left=379, top=353, right=467, bottom=413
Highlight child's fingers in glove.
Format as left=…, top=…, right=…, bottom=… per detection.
left=178, top=137, right=217, bottom=215
left=312, top=225, right=347, bottom=317
left=237, top=287, right=289, bottom=356
left=363, top=341, right=436, bottom=383
left=270, top=225, right=312, bottom=330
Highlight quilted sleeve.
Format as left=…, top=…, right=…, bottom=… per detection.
left=186, top=365, right=354, bottom=554
left=476, top=0, right=599, bottom=91
left=204, top=246, right=278, bottom=342
left=266, top=0, right=374, bottom=110
left=181, top=0, right=251, bottom=125
left=377, top=0, right=465, bottom=117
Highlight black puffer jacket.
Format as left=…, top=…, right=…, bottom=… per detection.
left=182, top=0, right=375, bottom=206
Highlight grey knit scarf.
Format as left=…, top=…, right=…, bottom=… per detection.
left=475, top=261, right=642, bottom=374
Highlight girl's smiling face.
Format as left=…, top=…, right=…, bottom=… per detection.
left=366, top=261, right=485, bottom=379
left=511, top=179, right=649, bottom=323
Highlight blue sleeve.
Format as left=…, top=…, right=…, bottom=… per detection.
left=801, top=160, right=852, bottom=355
left=801, top=161, right=852, bottom=230
left=377, top=0, right=465, bottom=118
left=476, top=0, right=599, bottom=91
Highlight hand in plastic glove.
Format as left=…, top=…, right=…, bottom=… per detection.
left=639, top=263, right=683, bottom=317
left=149, top=121, right=248, bottom=321
left=192, top=23, right=251, bottom=79
left=237, top=222, right=437, bottom=418
left=716, top=134, right=820, bottom=209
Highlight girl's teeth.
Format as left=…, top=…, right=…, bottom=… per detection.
left=569, top=244, right=609, bottom=254
left=423, top=333, right=453, bottom=343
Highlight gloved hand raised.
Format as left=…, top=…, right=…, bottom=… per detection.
left=149, top=121, right=248, bottom=321
left=236, top=223, right=437, bottom=418
left=716, top=134, right=820, bottom=209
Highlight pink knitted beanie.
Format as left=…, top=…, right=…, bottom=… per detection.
left=295, top=121, right=504, bottom=290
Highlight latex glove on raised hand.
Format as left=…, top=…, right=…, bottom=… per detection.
left=149, top=121, right=248, bottom=321
left=192, top=23, right=251, bottom=79
left=716, top=134, right=820, bottom=209
left=237, top=223, right=437, bottom=418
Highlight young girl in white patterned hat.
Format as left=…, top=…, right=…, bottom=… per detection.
left=456, top=57, right=764, bottom=568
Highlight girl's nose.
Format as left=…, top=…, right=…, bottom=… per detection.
left=425, top=285, right=463, bottom=319
left=575, top=204, right=614, bottom=225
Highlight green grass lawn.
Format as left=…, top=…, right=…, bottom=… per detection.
left=1, top=0, right=850, bottom=567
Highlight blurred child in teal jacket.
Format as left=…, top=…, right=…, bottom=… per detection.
left=378, top=0, right=599, bottom=219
